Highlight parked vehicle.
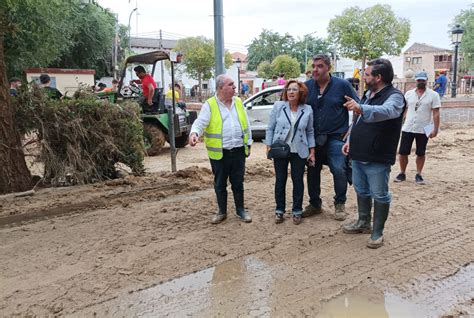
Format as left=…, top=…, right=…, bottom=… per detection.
left=115, top=50, right=197, bottom=156
left=243, top=85, right=353, bottom=140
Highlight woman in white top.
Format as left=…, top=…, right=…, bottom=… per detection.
left=265, top=80, right=316, bottom=224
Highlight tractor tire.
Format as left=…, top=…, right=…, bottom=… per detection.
left=175, top=134, right=189, bottom=148
left=143, top=123, right=166, bottom=156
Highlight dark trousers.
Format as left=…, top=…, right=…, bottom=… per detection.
left=273, top=153, right=306, bottom=215
left=209, top=147, right=246, bottom=214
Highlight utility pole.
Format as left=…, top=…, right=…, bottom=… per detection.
left=213, top=0, right=225, bottom=76
left=160, top=29, right=165, bottom=89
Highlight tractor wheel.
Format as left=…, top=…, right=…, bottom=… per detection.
left=143, top=123, right=166, bottom=156
left=175, top=134, right=189, bottom=148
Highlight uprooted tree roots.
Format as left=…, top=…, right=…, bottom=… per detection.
left=14, top=86, right=145, bottom=186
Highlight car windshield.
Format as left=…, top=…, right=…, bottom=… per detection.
left=251, top=89, right=282, bottom=106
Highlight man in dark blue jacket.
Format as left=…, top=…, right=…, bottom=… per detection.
left=342, top=58, right=405, bottom=249
left=303, top=54, right=359, bottom=221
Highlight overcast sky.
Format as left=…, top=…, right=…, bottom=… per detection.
left=97, top=0, right=471, bottom=54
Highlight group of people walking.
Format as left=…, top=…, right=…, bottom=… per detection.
left=189, top=53, right=441, bottom=249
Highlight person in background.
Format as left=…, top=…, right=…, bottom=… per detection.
left=265, top=80, right=315, bottom=225
left=394, top=71, right=441, bottom=185
left=305, top=70, right=312, bottom=80
left=39, top=74, right=63, bottom=100
left=342, top=58, right=405, bottom=249
left=102, top=79, right=119, bottom=93
left=189, top=74, right=253, bottom=224
left=262, top=79, right=267, bottom=90
left=9, top=77, right=21, bottom=97
left=433, top=71, right=447, bottom=98
left=166, top=83, right=181, bottom=101
left=277, top=74, right=287, bottom=86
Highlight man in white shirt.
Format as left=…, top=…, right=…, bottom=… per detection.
left=394, top=71, right=441, bottom=185
left=189, top=75, right=253, bottom=224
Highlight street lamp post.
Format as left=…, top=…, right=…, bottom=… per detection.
left=304, top=31, right=318, bottom=70
left=451, top=24, right=464, bottom=98
left=235, top=58, right=241, bottom=96
left=128, top=8, right=137, bottom=80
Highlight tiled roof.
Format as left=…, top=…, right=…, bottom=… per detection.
left=404, top=42, right=451, bottom=54
left=130, top=37, right=177, bottom=49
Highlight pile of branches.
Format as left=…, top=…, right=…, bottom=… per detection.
left=14, top=86, right=145, bottom=186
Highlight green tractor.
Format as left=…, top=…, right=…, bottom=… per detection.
left=115, top=50, right=197, bottom=156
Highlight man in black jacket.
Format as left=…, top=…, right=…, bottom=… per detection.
left=341, top=59, right=405, bottom=248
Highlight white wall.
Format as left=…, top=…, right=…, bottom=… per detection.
left=27, top=72, right=95, bottom=96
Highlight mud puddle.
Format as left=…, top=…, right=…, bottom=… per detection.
left=73, top=256, right=274, bottom=317
left=318, top=263, right=474, bottom=318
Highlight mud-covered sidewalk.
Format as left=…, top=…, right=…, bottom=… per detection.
left=1, top=124, right=473, bottom=317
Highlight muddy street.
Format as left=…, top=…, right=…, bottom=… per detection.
left=1, top=124, right=473, bottom=317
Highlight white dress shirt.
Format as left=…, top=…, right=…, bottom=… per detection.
left=191, top=95, right=253, bottom=149
left=402, top=88, right=441, bottom=134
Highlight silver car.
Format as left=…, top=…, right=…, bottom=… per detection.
left=243, top=85, right=284, bottom=140
left=243, top=85, right=353, bottom=140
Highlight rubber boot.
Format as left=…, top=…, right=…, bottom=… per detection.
left=211, top=191, right=227, bottom=224
left=367, top=201, right=390, bottom=248
left=233, top=191, right=251, bottom=223
left=343, top=196, right=372, bottom=234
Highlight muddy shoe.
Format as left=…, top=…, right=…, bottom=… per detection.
left=334, top=203, right=346, bottom=221
left=343, top=221, right=372, bottom=234
left=236, top=210, right=252, bottom=223
left=367, top=235, right=384, bottom=249
left=292, top=215, right=302, bottom=225
left=302, top=204, right=322, bottom=218
left=211, top=213, right=227, bottom=224
left=275, top=213, right=284, bottom=224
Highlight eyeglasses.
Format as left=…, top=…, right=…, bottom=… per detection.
left=415, top=101, right=421, bottom=111
left=286, top=88, right=300, bottom=92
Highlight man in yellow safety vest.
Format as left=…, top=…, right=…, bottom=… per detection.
left=189, top=74, right=253, bottom=224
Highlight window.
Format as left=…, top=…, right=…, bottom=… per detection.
left=251, top=90, right=282, bottom=106
left=412, top=57, right=422, bottom=64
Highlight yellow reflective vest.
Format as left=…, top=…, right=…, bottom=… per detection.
left=204, top=96, right=249, bottom=160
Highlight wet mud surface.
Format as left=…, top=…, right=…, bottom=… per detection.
left=1, top=124, right=473, bottom=317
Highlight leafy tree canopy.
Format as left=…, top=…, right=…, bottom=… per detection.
left=3, top=0, right=127, bottom=79
left=328, top=4, right=410, bottom=61
left=270, top=55, right=301, bottom=79
left=247, top=29, right=295, bottom=71
left=174, top=36, right=232, bottom=82
left=256, top=61, right=272, bottom=79
left=453, top=4, right=474, bottom=71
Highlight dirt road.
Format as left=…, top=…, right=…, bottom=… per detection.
left=1, top=124, right=473, bottom=317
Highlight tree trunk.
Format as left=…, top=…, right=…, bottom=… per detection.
left=0, top=35, right=32, bottom=194
left=198, top=74, right=203, bottom=102
left=358, top=55, right=367, bottom=97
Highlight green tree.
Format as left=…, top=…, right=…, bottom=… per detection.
left=453, top=4, right=474, bottom=71
left=174, top=36, right=232, bottom=97
left=271, top=55, right=301, bottom=79
left=256, top=61, right=273, bottom=79
left=328, top=4, right=410, bottom=92
left=4, top=0, right=75, bottom=79
left=247, top=29, right=295, bottom=71
left=49, top=3, right=118, bottom=78
left=292, top=35, right=333, bottom=72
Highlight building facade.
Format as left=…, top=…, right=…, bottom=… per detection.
left=403, top=42, right=453, bottom=81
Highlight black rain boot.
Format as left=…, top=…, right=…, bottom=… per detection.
left=212, top=191, right=227, bottom=224
left=343, top=196, right=372, bottom=234
left=233, top=191, right=251, bottom=223
left=367, top=201, right=390, bottom=248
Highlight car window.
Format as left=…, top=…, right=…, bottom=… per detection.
left=252, top=90, right=282, bottom=106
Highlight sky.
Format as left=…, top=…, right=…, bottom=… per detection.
left=97, top=0, right=472, bottom=54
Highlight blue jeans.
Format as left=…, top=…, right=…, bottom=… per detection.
left=352, top=160, right=391, bottom=204
left=273, top=153, right=306, bottom=216
left=210, top=147, right=246, bottom=214
left=307, top=138, right=347, bottom=206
